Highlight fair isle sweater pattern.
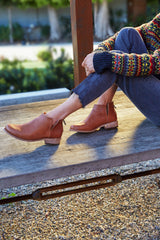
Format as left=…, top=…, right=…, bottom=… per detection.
left=94, top=14, right=160, bottom=77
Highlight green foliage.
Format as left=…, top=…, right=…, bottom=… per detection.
left=13, top=0, right=70, bottom=8
left=0, top=23, right=24, bottom=42
left=59, top=16, right=71, bottom=40
left=8, top=193, right=16, bottom=197
left=0, top=49, right=74, bottom=95
left=49, top=0, right=70, bottom=8
left=41, top=25, right=50, bottom=39
left=23, top=68, right=46, bottom=92
left=126, top=15, right=147, bottom=28
left=37, top=49, right=52, bottom=61
left=45, top=48, right=73, bottom=89
left=1, top=192, right=16, bottom=203
left=132, top=15, right=147, bottom=27
left=92, top=0, right=112, bottom=3
left=0, top=0, right=13, bottom=6
left=13, top=23, right=24, bottom=41
left=147, top=0, right=160, bottom=19
left=0, top=25, right=9, bottom=42
left=0, top=59, right=25, bottom=93
left=0, top=78, right=8, bottom=93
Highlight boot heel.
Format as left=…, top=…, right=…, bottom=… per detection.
left=104, top=121, right=118, bottom=130
left=44, top=138, right=61, bottom=145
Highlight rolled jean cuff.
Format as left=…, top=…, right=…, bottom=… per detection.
left=71, top=88, right=85, bottom=108
left=72, top=71, right=116, bottom=107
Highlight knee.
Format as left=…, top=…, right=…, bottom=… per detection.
left=118, top=27, right=138, bottom=39
left=115, top=27, right=141, bottom=52
left=119, top=27, right=135, bottom=33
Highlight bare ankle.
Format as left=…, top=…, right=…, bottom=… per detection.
left=46, top=93, right=82, bottom=120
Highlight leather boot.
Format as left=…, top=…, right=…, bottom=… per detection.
left=5, top=113, right=63, bottom=145
left=70, top=102, right=118, bottom=133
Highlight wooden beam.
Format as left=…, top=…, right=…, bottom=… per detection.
left=127, top=0, right=147, bottom=22
left=70, top=0, right=93, bottom=86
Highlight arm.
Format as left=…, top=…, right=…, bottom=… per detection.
left=82, top=31, right=119, bottom=75
left=93, top=50, right=160, bottom=77
left=94, top=32, right=119, bottom=52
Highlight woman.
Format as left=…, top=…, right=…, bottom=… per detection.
left=5, top=14, right=160, bottom=145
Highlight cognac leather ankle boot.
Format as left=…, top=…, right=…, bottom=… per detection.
left=70, top=102, right=118, bottom=133
left=5, top=113, right=63, bottom=145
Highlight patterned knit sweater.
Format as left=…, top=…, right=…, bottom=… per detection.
left=93, top=14, right=160, bottom=77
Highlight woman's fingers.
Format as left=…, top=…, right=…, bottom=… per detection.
left=82, top=52, right=95, bottom=75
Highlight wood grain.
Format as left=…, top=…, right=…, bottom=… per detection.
left=0, top=91, right=160, bottom=189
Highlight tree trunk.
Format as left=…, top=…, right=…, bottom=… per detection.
left=48, top=5, right=60, bottom=41
left=94, top=0, right=114, bottom=40
left=94, top=1, right=99, bottom=36
left=8, top=6, right=13, bottom=44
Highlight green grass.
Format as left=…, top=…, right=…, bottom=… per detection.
left=22, top=61, right=48, bottom=69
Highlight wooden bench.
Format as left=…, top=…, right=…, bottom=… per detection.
left=0, top=91, right=160, bottom=204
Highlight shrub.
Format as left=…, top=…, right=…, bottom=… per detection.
left=59, top=16, right=71, bottom=41
left=22, top=69, right=46, bottom=92
left=0, top=25, right=9, bottom=42
left=0, top=23, right=24, bottom=42
left=13, top=23, right=24, bottom=42
left=0, top=78, right=8, bottom=94
left=37, top=49, right=52, bottom=61
left=45, top=58, right=73, bottom=90
left=45, top=48, right=74, bottom=89
left=0, top=59, right=25, bottom=93
left=0, top=48, right=74, bottom=94
left=41, top=25, right=50, bottom=39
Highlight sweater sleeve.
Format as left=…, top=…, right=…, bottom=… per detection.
left=93, top=50, right=160, bottom=77
left=111, top=50, right=160, bottom=76
left=93, top=51, right=112, bottom=73
left=94, top=32, right=119, bottom=52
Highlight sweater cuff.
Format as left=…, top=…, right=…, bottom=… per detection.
left=93, top=51, right=112, bottom=74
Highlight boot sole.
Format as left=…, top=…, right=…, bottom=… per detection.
left=70, top=121, right=118, bottom=133
left=104, top=121, right=118, bottom=130
left=4, top=128, right=61, bottom=145
left=44, top=138, right=61, bottom=145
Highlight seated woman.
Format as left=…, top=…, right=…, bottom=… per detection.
left=5, top=14, right=160, bottom=145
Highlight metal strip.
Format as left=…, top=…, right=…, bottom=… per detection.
left=0, top=168, right=159, bottom=205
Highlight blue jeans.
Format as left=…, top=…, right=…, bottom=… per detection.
left=73, top=27, right=160, bottom=126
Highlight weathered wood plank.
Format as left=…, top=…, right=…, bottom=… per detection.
left=0, top=91, right=160, bottom=189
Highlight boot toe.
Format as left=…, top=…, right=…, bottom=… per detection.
left=6, top=124, right=20, bottom=131
left=5, top=124, right=22, bottom=138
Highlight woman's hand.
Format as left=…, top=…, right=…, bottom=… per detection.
left=82, top=52, right=95, bottom=76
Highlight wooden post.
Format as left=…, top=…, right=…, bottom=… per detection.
left=70, top=0, right=93, bottom=86
left=128, top=0, right=147, bottom=22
